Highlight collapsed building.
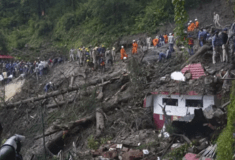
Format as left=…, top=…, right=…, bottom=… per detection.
left=144, top=63, right=227, bottom=132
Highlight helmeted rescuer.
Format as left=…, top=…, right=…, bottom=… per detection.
left=153, top=37, right=159, bottom=47
left=132, top=40, right=138, bottom=54
left=163, top=34, right=168, bottom=44
left=188, top=20, right=195, bottom=32
left=0, top=134, right=25, bottom=160
left=187, top=23, right=191, bottom=32
left=195, top=19, right=199, bottom=28
left=120, top=46, right=128, bottom=61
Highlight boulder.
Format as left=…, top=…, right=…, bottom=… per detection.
left=121, top=149, right=143, bottom=160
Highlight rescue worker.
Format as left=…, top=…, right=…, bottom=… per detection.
left=0, top=134, right=25, bottom=160
left=213, top=12, right=221, bottom=27
left=146, top=37, right=152, bottom=49
left=85, top=48, right=90, bottom=63
left=153, top=36, right=159, bottom=48
left=105, top=48, right=113, bottom=66
left=157, top=52, right=166, bottom=62
left=111, top=47, right=116, bottom=62
left=101, top=45, right=106, bottom=55
left=195, top=19, right=199, bottom=29
left=222, top=28, right=228, bottom=63
left=69, top=47, right=75, bottom=61
left=187, top=23, right=191, bottom=32
left=163, top=34, right=168, bottom=44
left=188, top=35, right=194, bottom=55
left=44, top=82, right=54, bottom=92
left=189, top=20, right=195, bottom=32
left=159, top=35, right=165, bottom=46
left=212, top=31, right=223, bottom=64
left=168, top=33, right=174, bottom=53
left=77, top=48, right=81, bottom=65
left=92, top=47, right=98, bottom=69
left=120, top=46, right=128, bottom=62
left=198, top=29, right=207, bottom=47
left=132, top=40, right=138, bottom=54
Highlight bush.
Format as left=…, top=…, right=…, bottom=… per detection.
left=217, top=81, right=235, bottom=160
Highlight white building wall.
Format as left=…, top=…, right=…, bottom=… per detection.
left=153, top=94, right=215, bottom=117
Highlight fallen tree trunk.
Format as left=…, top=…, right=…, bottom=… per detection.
left=2, top=78, right=115, bottom=109
left=35, top=93, right=133, bottom=140
left=180, top=45, right=211, bottom=69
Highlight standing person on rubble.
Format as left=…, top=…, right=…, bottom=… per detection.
left=168, top=33, right=174, bottom=53
left=213, top=12, right=221, bottom=27
left=92, top=47, right=98, bottom=69
left=212, top=31, right=223, bottom=64
left=132, top=40, right=138, bottom=54
left=111, top=47, right=116, bottom=62
left=69, top=47, right=75, bottom=61
left=105, top=48, right=113, bottom=66
left=159, top=35, right=165, bottom=46
left=198, top=29, right=207, bottom=47
left=153, top=36, right=159, bottom=48
left=146, top=37, right=152, bottom=49
left=188, top=20, right=195, bottom=32
left=188, top=35, right=194, bottom=55
left=163, top=34, right=168, bottom=44
left=77, top=47, right=81, bottom=65
left=120, top=46, right=128, bottom=62
left=195, top=19, right=199, bottom=29
left=222, top=28, right=228, bottom=63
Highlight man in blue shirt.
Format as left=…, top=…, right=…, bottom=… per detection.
left=212, top=31, right=222, bottom=64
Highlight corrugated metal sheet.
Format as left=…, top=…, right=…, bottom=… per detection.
left=181, top=63, right=206, bottom=79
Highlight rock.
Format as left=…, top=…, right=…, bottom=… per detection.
left=185, top=72, right=192, bottom=80
left=121, top=149, right=143, bottom=160
left=96, top=92, right=104, bottom=101
left=188, top=79, right=194, bottom=85
left=206, top=68, right=216, bottom=75
left=182, top=153, right=214, bottom=160
left=102, top=150, right=118, bottom=159
left=171, top=143, right=184, bottom=150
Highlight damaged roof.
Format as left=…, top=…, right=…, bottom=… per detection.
left=181, top=63, right=206, bottom=79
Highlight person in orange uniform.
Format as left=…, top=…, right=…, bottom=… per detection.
left=132, top=40, right=138, bottom=54
left=153, top=36, right=159, bottom=47
left=189, top=20, right=196, bottom=31
left=163, top=34, right=168, bottom=44
left=120, top=46, right=128, bottom=61
left=187, top=23, right=191, bottom=32
left=195, top=19, right=199, bottom=29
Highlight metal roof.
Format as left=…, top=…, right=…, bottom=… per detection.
left=181, top=63, right=206, bottom=79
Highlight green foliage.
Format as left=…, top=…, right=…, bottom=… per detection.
left=0, top=0, right=177, bottom=55
left=217, top=81, right=235, bottom=160
left=164, top=143, right=190, bottom=160
left=165, top=124, right=178, bottom=134
left=0, top=31, right=8, bottom=52
left=137, top=141, right=158, bottom=150
left=87, top=135, right=112, bottom=150
left=173, top=0, right=188, bottom=44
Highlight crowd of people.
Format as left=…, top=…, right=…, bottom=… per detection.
left=0, top=56, right=64, bottom=84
